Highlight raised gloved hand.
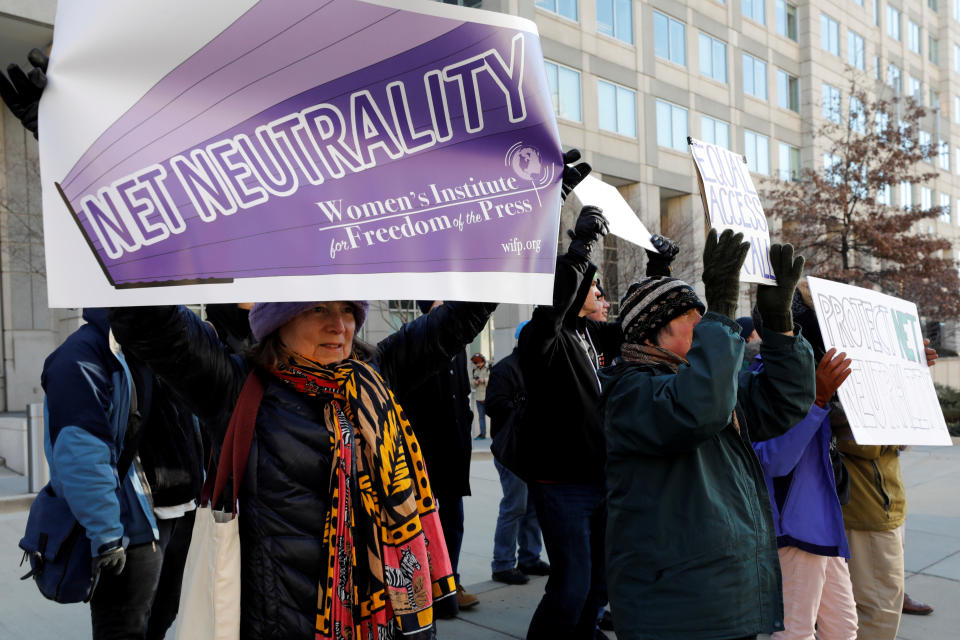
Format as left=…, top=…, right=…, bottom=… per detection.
left=566, top=205, right=609, bottom=258
left=92, top=541, right=126, bottom=577
left=815, top=348, right=853, bottom=407
left=646, top=234, right=680, bottom=276
left=560, top=149, right=591, bottom=202
left=701, top=228, right=750, bottom=319
left=756, top=243, right=805, bottom=333
left=0, top=48, right=48, bottom=138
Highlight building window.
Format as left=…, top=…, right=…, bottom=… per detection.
left=887, top=63, right=901, bottom=93
left=850, top=96, right=866, bottom=133
left=941, top=141, right=951, bottom=170
left=877, top=183, right=892, bottom=205
left=654, top=12, right=686, bottom=65
left=908, top=21, right=921, bottom=54
left=745, top=130, right=770, bottom=174
left=931, top=0, right=940, bottom=10
left=536, top=0, right=578, bottom=21
left=777, top=69, right=799, bottom=112
left=955, top=95, right=960, bottom=123
left=874, top=55, right=881, bottom=80
left=822, top=83, right=841, bottom=123
left=776, top=1, right=798, bottom=40
left=930, top=37, right=940, bottom=65
left=778, top=143, right=801, bottom=181
left=955, top=43, right=960, bottom=71
left=848, top=31, right=865, bottom=70
left=743, top=53, right=767, bottom=100
left=887, top=6, right=901, bottom=41
left=597, top=0, right=633, bottom=44
left=598, top=80, right=636, bottom=137
left=900, top=182, right=913, bottom=209
left=909, top=76, right=922, bottom=101
left=931, top=89, right=940, bottom=109
left=875, top=0, right=881, bottom=26
left=743, top=0, right=765, bottom=24
left=920, top=130, right=932, bottom=160
left=955, top=0, right=960, bottom=20
left=921, top=186, right=933, bottom=210
left=544, top=61, right=582, bottom=122
left=699, top=33, right=727, bottom=82
left=941, top=193, right=951, bottom=223
left=701, top=114, right=730, bottom=148
left=656, top=99, right=688, bottom=151
left=821, top=14, right=840, bottom=55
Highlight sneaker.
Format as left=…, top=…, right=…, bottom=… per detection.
left=518, top=559, right=551, bottom=576
left=491, top=567, right=529, bottom=584
left=456, top=583, right=479, bottom=609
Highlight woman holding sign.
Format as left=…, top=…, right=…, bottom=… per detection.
left=110, top=299, right=495, bottom=640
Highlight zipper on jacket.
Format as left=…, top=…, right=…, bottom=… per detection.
left=871, top=459, right=891, bottom=519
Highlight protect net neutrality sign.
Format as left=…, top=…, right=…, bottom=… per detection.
left=39, top=0, right=563, bottom=306
left=808, top=277, right=952, bottom=446
left=689, top=138, right=775, bottom=286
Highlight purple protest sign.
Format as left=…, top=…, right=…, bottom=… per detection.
left=43, top=0, right=561, bottom=304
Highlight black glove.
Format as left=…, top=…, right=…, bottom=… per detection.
left=92, top=541, right=126, bottom=577
left=566, top=205, right=609, bottom=258
left=701, top=228, right=750, bottom=319
left=646, top=234, right=679, bottom=276
left=756, top=243, right=805, bottom=333
left=0, top=48, right=48, bottom=139
left=560, top=149, right=591, bottom=202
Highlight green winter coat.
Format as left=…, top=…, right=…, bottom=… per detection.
left=601, top=313, right=815, bottom=640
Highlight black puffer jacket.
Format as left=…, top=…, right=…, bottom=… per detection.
left=110, top=302, right=496, bottom=640
left=517, top=249, right=621, bottom=483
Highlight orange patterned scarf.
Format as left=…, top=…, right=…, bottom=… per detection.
left=270, top=353, right=456, bottom=640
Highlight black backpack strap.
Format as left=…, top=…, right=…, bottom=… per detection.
left=116, top=356, right=154, bottom=480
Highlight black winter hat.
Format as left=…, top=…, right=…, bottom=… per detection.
left=619, top=276, right=705, bottom=344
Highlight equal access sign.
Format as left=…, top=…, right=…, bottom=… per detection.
left=688, top=137, right=775, bottom=286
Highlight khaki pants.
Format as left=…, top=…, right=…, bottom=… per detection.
left=772, top=547, right=857, bottom=640
left=845, top=526, right=905, bottom=640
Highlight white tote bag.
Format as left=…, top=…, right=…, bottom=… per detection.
left=174, top=372, right=263, bottom=640
left=173, top=507, right=241, bottom=640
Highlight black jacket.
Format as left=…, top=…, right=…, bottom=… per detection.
left=485, top=349, right=524, bottom=441
left=517, top=250, right=621, bottom=483
left=396, top=347, right=474, bottom=499
left=110, top=302, right=495, bottom=640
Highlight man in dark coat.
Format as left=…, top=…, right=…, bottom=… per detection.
left=396, top=300, right=479, bottom=610
left=601, top=230, right=816, bottom=639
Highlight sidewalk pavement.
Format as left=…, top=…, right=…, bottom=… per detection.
left=1, top=440, right=958, bottom=638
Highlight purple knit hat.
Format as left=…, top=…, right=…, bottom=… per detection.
left=248, top=301, right=369, bottom=342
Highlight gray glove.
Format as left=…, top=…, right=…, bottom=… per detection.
left=701, top=228, right=750, bottom=319
left=92, top=541, right=126, bottom=577
left=756, top=243, right=805, bottom=333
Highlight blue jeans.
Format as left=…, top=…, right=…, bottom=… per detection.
left=475, top=400, right=487, bottom=436
left=527, top=482, right=606, bottom=640
left=491, top=459, right=542, bottom=572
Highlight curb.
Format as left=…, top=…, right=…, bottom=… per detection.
left=0, top=493, right=34, bottom=514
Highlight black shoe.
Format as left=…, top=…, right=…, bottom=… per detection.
left=491, top=567, right=529, bottom=584
left=518, top=559, right=551, bottom=576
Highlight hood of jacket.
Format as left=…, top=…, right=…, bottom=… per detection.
left=82, top=307, right=110, bottom=339
left=563, top=261, right=598, bottom=330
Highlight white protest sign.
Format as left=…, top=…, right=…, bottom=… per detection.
left=571, top=175, right=656, bottom=251
left=807, top=276, right=952, bottom=446
left=688, top=138, right=775, bottom=285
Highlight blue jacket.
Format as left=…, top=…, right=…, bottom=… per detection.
left=752, top=402, right=850, bottom=558
left=41, top=308, right=157, bottom=555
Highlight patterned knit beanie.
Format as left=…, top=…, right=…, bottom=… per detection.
left=248, top=301, right=369, bottom=342
left=619, top=276, right=705, bottom=343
